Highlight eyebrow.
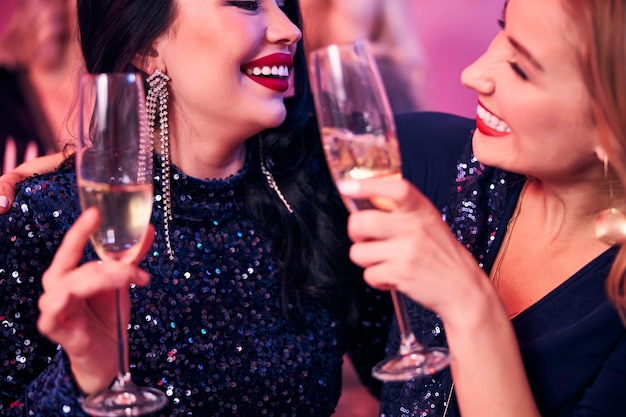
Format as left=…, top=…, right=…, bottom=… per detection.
left=508, top=37, right=544, bottom=71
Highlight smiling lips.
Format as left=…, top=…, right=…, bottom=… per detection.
left=242, top=53, right=293, bottom=93
left=475, top=101, right=511, bottom=137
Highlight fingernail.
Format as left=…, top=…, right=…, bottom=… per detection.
left=0, top=196, right=8, bottom=208
left=337, top=180, right=360, bottom=195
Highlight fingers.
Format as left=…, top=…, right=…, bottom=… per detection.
left=337, top=177, right=425, bottom=212
left=345, top=203, right=441, bottom=246
left=0, top=172, right=22, bottom=212
left=37, top=287, right=82, bottom=340
left=36, top=204, right=152, bottom=391
left=45, top=207, right=151, bottom=280
left=39, top=259, right=147, bottom=341
left=360, top=261, right=400, bottom=292
left=339, top=178, right=445, bottom=245
left=43, top=259, right=149, bottom=299
left=349, top=234, right=412, bottom=268
left=38, top=198, right=153, bottom=349
left=42, top=207, right=151, bottom=298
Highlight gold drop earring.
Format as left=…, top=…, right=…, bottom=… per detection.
left=594, top=156, right=626, bottom=245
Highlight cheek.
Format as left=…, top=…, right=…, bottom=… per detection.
left=506, top=88, right=593, bottom=142
left=549, top=102, right=596, bottom=149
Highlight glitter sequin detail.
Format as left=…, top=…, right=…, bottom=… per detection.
left=0, top=155, right=391, bottom=416
left=380, top=145, right=524, bottom=417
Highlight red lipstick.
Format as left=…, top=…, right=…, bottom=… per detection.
left=242, top=53, right=293, bottom=93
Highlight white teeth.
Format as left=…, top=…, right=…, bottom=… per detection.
left=246, top=65, right=290, bottom=78
left=477, top=104, right=511, bottom=133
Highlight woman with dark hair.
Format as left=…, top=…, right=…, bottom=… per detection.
left=0, top=0, right=395, bottom=415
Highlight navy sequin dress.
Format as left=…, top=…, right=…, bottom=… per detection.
left=0, top=153, right=390, bottom=416
left=381, top=113, right=626, bottom=417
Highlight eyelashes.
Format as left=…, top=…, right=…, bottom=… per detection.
left=500, top=0, right=509, bottom=29
left=508, top=61, right=528, bottom=80
left=228, top=0, right=295, bottom=16
left=227, top=1, right=261, bottom=12
left=497, top=18, right=527, bottom=80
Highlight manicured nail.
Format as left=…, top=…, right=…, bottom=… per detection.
left=0, top=196, right=8, bottom=208
left=337, top=180, right=360, bottom=195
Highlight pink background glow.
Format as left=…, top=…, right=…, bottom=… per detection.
left=411, top=0, right=502, bottom=117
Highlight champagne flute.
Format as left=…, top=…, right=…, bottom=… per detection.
left=77, top=73, right=167, bottom=415
left=309, top=40, right=451, bottom=381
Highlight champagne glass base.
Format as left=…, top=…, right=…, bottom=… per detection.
left=372, top=347, right=451, bottom=382
left=82, top=386, right=168, bottom=416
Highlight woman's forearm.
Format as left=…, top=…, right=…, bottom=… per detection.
left=443, top=283, right=540, bottom=417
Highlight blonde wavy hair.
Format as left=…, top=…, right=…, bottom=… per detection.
left=564, top=0, right=626, bottom=321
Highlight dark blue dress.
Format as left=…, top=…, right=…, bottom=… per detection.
left=382, top=113, right=626, bottom=417
left=0, top=151, right=392, bottom=416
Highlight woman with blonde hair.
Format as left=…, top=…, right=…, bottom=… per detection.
left=340, top=0, right=626, bottom=415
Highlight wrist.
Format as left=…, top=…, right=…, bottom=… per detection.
left=68, top=343, right=121, bottom=394
left=70, top=358, right=118, bottom=394
left=438, top=271, right=508, bottom=336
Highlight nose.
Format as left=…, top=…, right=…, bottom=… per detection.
left=460, top=32, right=507, bottom=95
left=266, top=5, right=303, bottom=46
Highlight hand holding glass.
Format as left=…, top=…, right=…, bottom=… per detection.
left=77, top=73, right=167, bottom=415
left=309, top=40, right=451, bottom=381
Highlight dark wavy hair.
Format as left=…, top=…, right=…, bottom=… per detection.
left=76, top=0, right=362, bottom=323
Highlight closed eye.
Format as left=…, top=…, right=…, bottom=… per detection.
left=227, top=1, right=261, bottom=12
left=508, top=61, right=528, bottom=80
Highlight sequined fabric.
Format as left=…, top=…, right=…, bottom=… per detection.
left=380, top=145, right=524, bottom=417
left=380, top=142, right=626, bottom=416
left=0, top=154, right=390, bottom=416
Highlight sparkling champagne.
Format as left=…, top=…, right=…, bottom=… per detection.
left=78, top=180, right=153, bottom=262
left=321, top=126, right=401, bottom=211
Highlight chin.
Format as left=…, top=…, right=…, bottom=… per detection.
left=263, top=107, right=288, bottom=128
left=472, top=132, right=509, bottom=168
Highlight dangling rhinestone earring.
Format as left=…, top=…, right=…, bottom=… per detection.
left=594, top=156, right=626, bottom=245
left=258, top=137, right=293, bottom=214
left=146, top=69, right=175, bottom=260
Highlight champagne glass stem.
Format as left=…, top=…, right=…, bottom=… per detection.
left=391, top=290, right=423, bottom=355
left=114, top=289, right=132, bottom=389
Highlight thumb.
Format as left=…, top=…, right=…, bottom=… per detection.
left=47, top=207, right=101, bottom=275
